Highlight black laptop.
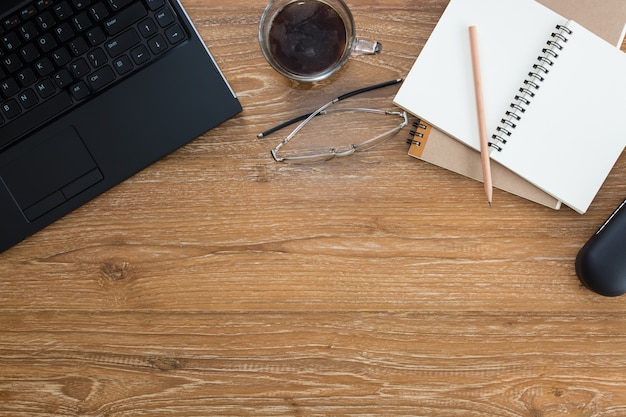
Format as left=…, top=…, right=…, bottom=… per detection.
left=0, top=0, right=242, bottom=253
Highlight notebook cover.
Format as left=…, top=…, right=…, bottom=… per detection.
left=404, top=0, right=626, bottom=211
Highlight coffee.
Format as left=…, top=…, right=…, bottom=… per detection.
left=268, top=1, right=348, bottom=77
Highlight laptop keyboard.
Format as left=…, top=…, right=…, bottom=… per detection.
left=0, top=0, right=189, bottom=151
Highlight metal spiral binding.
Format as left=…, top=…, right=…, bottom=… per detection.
left=490, top=23, right=573, bottom=152
left=407, top=120, right=427, bottom=146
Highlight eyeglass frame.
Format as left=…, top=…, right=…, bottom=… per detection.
left=257, top=79, right=408, bottom=163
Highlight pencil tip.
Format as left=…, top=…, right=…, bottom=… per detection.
left=488, top=201, right=492, bottom=207
left=257, top=133, right=264, bottom=139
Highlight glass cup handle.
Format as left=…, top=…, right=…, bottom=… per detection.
left=351, top=39, right=382, bottom=56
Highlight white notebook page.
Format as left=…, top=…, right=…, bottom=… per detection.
left=491, top=20, right=626, bottom=213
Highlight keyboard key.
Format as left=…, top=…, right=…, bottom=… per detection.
left=54, top=22, right=76, bottom=42
left=107, top=0, right=134, bottom=11
left=103, top=2, right=146, bottom=35
left=89, top=3, right=110, bottom=22
left=73, top=12, right=93, bottom=32
left=130, top=44, right=149, bottom=65
left=112, top=54, right=132, bottom=74
left=34, top=79, right=57, bottom=99
left=73, top=0, right=92, bottom=10
left=20, top=6, right=38, bottom=20
left=34, top=57, right=54, bottom=76
left=1, top=99, right=21, bottom=119
left=52, top=47, right=72, bottom=66
left=86, top=27, right=106, bottom=46
left=2, top=16, right=20, bottom=31
left=155, top=7, right=175, bottom=28
left=145, top=0, right=165, bottom=11
left=70, top=81, right=90, bottom=100
left=105, top=28, right=140, bottom=57
left=53, top=2, right=74, bottom=20
left=37, top=33, right=58, bottom=53
left=147, top=34, right=166, bottom=55
left=19, top=22, right=39, bottom=41
left=2, top=32, right=22, bottom=51
left=53, top=69, right=73, bottom=88
left=36, top=11, right=56, bottom=31
left=138, top=17, right=157, bottom=38
left=69, top=58, right=90, bottom=77
left=68, top=37, right=89, bottom=55
left=3, top=54, right=23, bottom=73
left=165, top=24, right=184, bottom=45
left=17, top=88, right=39, bottom=109
left=36, top=0, right=54, bottom=11
left=1, top=78, right=20, bottom=96
left=87, top=65, right=115, bottom=90
left=87, top=47, right=107, bottom=67
left=19, top=43, right=41, bottom=63
left=16, top=68, right=37, bottom=86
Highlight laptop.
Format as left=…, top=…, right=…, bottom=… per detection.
left=0, top=0, right=242, bottom=253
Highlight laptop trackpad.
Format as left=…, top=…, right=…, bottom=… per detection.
left=0, top=127, right=102, bottom=221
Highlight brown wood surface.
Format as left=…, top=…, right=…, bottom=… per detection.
left=2, top=1, right=626, bottom=415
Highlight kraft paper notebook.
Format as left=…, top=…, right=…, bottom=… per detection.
left=394, top=0, right=626, bottom=214
left=403, top=0, right=626, bottom=211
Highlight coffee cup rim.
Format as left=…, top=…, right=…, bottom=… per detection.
left=258, top=0, right=357, bottom=82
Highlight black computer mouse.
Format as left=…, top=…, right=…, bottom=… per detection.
left=576, top=199, right=626, bottom=297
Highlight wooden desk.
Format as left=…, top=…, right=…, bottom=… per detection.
left=2, top=1, right=626, bottom=415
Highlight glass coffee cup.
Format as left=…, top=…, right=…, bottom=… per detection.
left=259, top=0, right=381, bottom=82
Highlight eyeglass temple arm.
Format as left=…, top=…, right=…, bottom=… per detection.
left=336, top=78, right=402, bottom=101
left=257, top=78, right=403, bottom=138
left=258, top=113, right=312, bottom=138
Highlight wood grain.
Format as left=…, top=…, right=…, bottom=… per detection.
left=1, top=0, right=626, bottom=416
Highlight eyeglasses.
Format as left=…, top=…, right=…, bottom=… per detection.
left=257, top=79, right=408, bottom=163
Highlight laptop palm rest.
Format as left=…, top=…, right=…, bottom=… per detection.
left=0, top=127, right=102, bottom=221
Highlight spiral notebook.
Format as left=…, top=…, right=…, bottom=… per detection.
left=404, top=0, right=626, bottom=211
left=394, top=0, right=626, bottom=214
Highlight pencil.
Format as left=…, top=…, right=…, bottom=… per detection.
left=468, top=26, right=493, bottom=206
